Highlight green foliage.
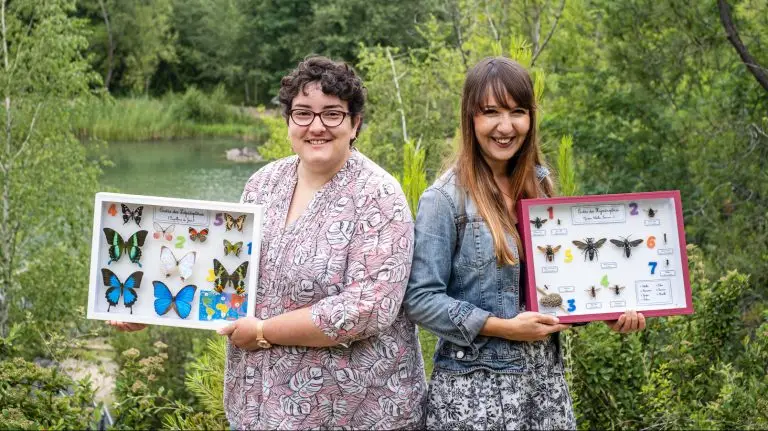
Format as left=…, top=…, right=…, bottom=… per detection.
left=112, top=341, right=177, bottom=429
left=257, top=112, right=292, bottom=161
left=556, top=135, right=577, bottom=196
left=161, top=337, right=228, bottom=429
left=397, top=140, right=428, bottom=214
left=73, top=89, right=266, bottom=141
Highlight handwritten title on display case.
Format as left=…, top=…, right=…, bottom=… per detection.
left=570, top=204, right=626, bottom=225
left=153, top=206, right=210, bottom=226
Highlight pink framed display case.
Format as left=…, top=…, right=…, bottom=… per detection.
left=516, top=190, right=693, bottom=323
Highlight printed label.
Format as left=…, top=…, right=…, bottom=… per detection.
left=550, top=228, right=568, bottom=236
left=635, top=279, right=673, bottom=306
left=541, top=266, right=558, bottom=273
left=657, top=248, right=674, bottom=255
left=600, top=262, right=618, bottom=269
left=542, top=310, right=558, bottom=316
left=154, top=206, right=210, bottom=226
left=571, top=205, right=626, bottom=225
left=644, top=219, right=661, bottom=226
left=660, top=270, right=676, bottom=277
left=610, top=300, right=627, bottom=308
left=558, top=286, right=575, bottom=293
left=532, top=229, right=546, bottom=237
left=586, top=302, right=603, bottom=310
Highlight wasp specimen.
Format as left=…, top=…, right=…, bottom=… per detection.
left=609, top=284, right=626, bottom=295
left=531, top=217, right=547, bottom=229
left=645, top=208, right=657, bottom=218
left=537, top=244, right=562, bottom=262
left=572, top=237, right=607, bottom=261
left=610, top=235, right=644, bottom=258
left=585, top=285, right=601, bottom=298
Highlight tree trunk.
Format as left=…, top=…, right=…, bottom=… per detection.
left=718, top=0, right=768, bottom=93
left=98, top=0, right=114, bottom=92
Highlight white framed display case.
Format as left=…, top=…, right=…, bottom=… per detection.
left=87, top=192, right=263, bottom=330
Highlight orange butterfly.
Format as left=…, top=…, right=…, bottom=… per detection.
left=188, top=227, right=209, bottom=242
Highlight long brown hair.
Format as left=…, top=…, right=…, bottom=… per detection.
left=455, top=57, right=554, bottom=265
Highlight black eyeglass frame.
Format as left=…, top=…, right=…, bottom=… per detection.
left=288, top=109, right=352, bottom=128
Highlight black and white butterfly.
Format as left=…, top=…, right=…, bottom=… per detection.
left=121, top=204, right=144, bottom=226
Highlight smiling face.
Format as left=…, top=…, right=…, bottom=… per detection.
left=288, top=81, right=361, bottom=174
left=472, top=90, right=531, bottom=175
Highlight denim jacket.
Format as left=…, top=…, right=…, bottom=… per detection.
left=403, top=166, right=561, bottom=375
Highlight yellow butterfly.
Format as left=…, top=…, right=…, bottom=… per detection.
left=224, top=213, right=246, bottom=232
left=223, top=239, right=243, bottom=257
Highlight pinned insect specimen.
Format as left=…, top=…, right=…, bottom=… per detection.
left=664, top=233, right=667, bottom=244
left=665, top=259, right=670, bottom=267
left=585, top=285, right=601, bottom=298
left=610, top=235, right=644, bottom=258
left=531, top=217, right=547, bottom=229
left=537, top=244, right=562, bottom=262
left=536, top=285, right=568, bottom=313
left=645, top=208, right=657, bottom=218
left=557, top=219, right=561, bottom=225
left=572, top=237, right=607, bottom=261
left=609, top=284, right=626, bottom=295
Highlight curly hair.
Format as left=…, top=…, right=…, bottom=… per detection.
left=278, top=56, right=366, bottom=138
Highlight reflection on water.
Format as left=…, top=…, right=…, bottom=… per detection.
left=99, top=139, right=267, bottom=202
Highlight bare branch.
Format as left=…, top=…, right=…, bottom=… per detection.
left=531, top=0, right=566, bottom=67
left=718, top=0, right=768, bottom=93
left=385, top=47, right=409, bottom=144
left=12, top=103, right=43, bottom=163
left=485, top=3, right=499, bottom=42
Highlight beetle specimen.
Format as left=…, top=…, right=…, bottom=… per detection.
left=530, top=217, right=547, bottom=229
left=645, top=208, right=657, bottom=218
left=609, top=284, right=626, bottom=295
left=665, top=259, right=670, bottom=267
left=585, top=285, right=601, bottom=298
left=537, top=244, right=562, bottom=262
left=557, top=218, right=561, bottom=225
left=572, top=237, right=607, bottom=261
left=610, top=235, right=644, bottom=258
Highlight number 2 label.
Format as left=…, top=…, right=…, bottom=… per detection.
left=175, top=235, right=186, bottom=249
left=629, top=202, right=639, bottom=215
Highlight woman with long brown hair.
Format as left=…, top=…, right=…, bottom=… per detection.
left=403, top=57, right=645, bottom=429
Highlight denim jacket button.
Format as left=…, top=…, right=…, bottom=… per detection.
left=455, top=350, right=465, bottom=359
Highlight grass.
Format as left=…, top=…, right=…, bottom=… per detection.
left=73, top=87, right=269, bottom=142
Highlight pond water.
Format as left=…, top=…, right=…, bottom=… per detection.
left=99, top=138, right=267, bottom=201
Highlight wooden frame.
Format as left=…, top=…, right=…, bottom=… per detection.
left=517, top=190, right=693, bottom=323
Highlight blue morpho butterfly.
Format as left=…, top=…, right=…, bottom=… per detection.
left=103, top=228, right=148, bottom=267
left=101, top=268, right=143, bottom=314
left=152, top=281, right=197, bottom=319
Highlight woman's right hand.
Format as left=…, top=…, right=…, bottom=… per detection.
left=107, top=320, right=147, bottom=332
left=481, top=312, right=570, bottom=342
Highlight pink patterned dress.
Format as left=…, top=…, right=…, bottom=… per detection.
left=226, top=150, right=427, bottom=430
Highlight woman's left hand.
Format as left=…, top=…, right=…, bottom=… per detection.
left=604, top=310, right=646, bottom=333
left=217, top=317, right=262, bottom=350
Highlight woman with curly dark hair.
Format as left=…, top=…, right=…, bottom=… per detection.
left=215, top=56, right=427, bottom=429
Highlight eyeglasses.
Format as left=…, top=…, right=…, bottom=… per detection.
left=288, top=109, right=349, bottom=128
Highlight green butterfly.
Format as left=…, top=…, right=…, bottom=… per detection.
left=103, top=228, right=148, bottom=267
left=223, top=239, right=243, bottom=257
left=213, top=259, right=249, bottom=295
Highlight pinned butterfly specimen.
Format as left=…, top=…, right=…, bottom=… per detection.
left=121, top=204, right=144, bottom=226
left=153, top=223, right=175, bottom=241
left=101, top=268, right=143, bottom=313
left=159, top=246, right=196, bottom=281
left=103, top=228, right=148, bottom=267
left=212, top=259, right=249, bottom=295
left=223, top=239, right=243, bottom=257
left=188, top=227, right=209, bottom=242
left=107, top=203, right=117, bottom=217
left=152, top=281, right=197, bottom=319
left=224, top=213, right=246, bottom=232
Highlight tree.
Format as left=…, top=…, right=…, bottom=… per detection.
left=0, top=0, right=100, bottom=335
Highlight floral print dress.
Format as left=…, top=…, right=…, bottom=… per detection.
left=225, top=150, right=427, bottom=430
